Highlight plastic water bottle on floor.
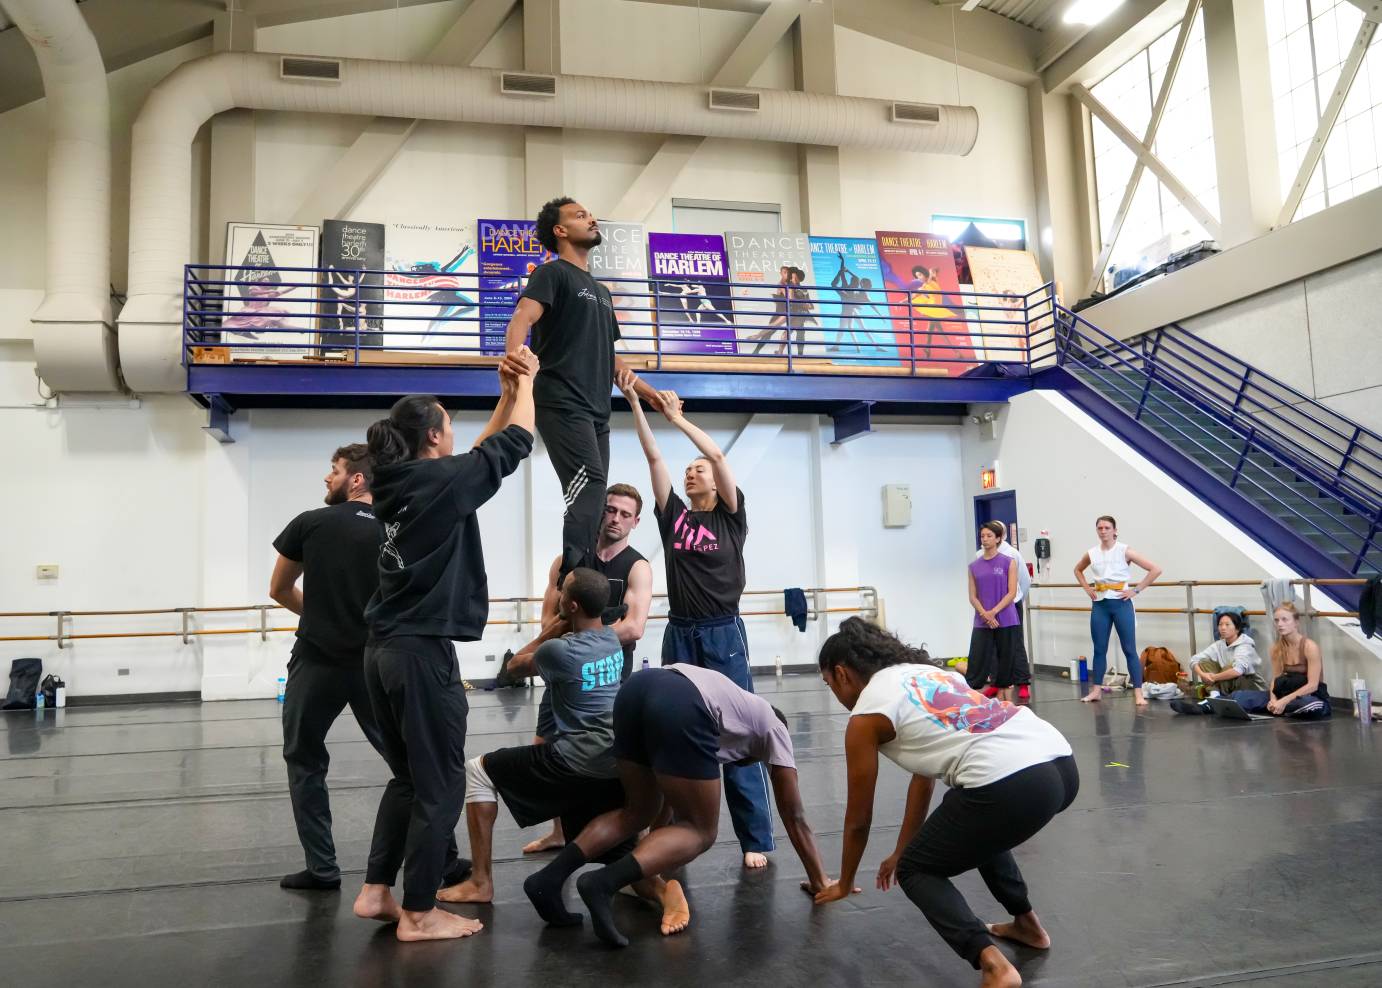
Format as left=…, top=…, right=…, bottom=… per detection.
left=641, top=658, right=649, bottom=672
left=35, top=687, right=45, bottom=711
left=775, top=655, right=783, bottom=678
left=276, top=677, right=287, bottom=703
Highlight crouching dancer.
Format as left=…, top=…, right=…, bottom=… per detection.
left=523, top=663, right=837, bottom=947
left=438, top=568, right=688, bottom=933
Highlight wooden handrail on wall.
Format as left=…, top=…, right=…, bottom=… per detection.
left=0, top=587, right=879, bottom=648
left=1024, top=577, right=1366, bottom=655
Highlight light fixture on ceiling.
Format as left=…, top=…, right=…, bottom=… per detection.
left=1062, top=0, right=1126, bottom=26
left=960, top=0, right=982, bottom=10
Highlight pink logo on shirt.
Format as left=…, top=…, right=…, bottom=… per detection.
left=672, top=509, right=719, bottom=552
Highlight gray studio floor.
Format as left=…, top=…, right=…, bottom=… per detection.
left=2, top=673, right=1381, bottom=987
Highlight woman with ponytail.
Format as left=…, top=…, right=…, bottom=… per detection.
left=813, top=618, right=1078, bottom=988
left=352, top=350, right=538, bottom=943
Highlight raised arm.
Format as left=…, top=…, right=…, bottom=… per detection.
left=269, top=555, right=305, bottom=617
left=613, top=354, right=662, bottom=409
left=662, top=399, right=738, bottom=514
left=473, top=353, right=537, bottom=447
left=617, top=368, right=673, bottom=512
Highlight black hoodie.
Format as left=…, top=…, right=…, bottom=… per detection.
left=365, top=424, right=533, bottom=641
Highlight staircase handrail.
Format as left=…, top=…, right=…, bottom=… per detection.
left=1054, top=308, right=1381, bottom=571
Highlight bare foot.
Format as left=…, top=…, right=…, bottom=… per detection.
left=659, top=879, right=691, bottom=936
left=437, top=876, right=493, bottom=904
left=522, top=830, right=566, bottom=854
left=978, top=944, right=1022, bottom=988
left=1133, top=688, right=1149, bottom=707
left=743, top=851, right=768, bottom=869
left=396, top=907, right=484, bottom=942
left=987, top=911, right=1051, bottom=950
left=1080, top=687, right=1101, bottom=703
left=353, top=883, right=402, bottom=923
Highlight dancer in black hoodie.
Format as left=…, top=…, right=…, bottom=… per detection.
left=352, top=350, right=537, bottom=942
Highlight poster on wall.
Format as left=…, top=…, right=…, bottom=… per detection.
left=222, top=222, right=320, bottom=360
left=964, top=247, right=1045, bottom=363
left=589, top=221, right=652, bottom=352
left=478, top=219, right=552, bottom=356
left=646, top=232, right=737, bottom=355
left=383, top=222, right=478, bottom=353
left=875, top=230, right=977, bottom=375
left=318, top=220, right=385, bottom=354
left=724, top=232, right=821, bottom=358
left=808, top=236, right=897, bottom=367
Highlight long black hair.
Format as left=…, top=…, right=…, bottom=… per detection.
left=367, top=394, right=444, bottom=468
left=818, top=617, right=936, bottom=679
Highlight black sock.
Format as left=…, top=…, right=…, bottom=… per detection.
left=576, top=854, right=644, bottom=948
left=279, top=870, right=340, bottom=891
left=523, top=843, right=588, bottom=927
left=440, top=857, right=473, bottom=888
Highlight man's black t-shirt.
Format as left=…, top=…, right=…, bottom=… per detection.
left=655, top=488, right=747, bottom=620
left=273, top=501, right=381, bottom=664
left=520, top=258, right=621, bottom=420
left=594, top=544, right=646, bottom=672
left=365, top=425, right=534, bottom=641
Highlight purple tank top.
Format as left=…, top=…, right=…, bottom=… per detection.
left=969, top=553, right=1019, bottom=628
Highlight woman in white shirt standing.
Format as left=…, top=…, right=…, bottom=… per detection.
left=813, top=618, right=1078, bottom=988
left=1073, top=515, right=1162, bottom=707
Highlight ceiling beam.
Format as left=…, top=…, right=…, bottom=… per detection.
left=835, top=0, right=1042, bottom=86
left=1041, top=0, right=1171, bottom=93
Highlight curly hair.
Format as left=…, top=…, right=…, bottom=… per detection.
left=818, top=616, right=936, bottom=679
left=536, top=196, right=576, bottom=254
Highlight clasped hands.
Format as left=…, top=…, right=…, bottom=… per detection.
left=615, top=366, right=682, bottom=422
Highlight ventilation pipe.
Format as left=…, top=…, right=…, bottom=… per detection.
left=120, top=52, right=980, bottom=392
left=4, top=0, right=120, bottom=393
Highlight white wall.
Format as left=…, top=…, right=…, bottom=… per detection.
left=960, top=389, right=1382, bottom=695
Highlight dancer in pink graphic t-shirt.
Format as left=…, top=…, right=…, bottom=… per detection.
left=617, top=368, right=776, bottom=872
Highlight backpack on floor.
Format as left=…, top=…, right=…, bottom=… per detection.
left=1141, top=646, right=1181, bottom=684
left=3, top=658, right=43, bottom=710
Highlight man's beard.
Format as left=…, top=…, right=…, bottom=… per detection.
left=324, top=483, right=348, bottom=505
left=580, top=228, right=603, bottom=248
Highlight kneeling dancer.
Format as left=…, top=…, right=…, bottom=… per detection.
left=439, top=568, right=687, bottom=933
left=523, top=663, right=834, bottom=947
left=815, top=618, right=1078, bottom=988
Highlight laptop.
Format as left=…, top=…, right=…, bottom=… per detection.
left=1207, top=697, right=1273, bottom=721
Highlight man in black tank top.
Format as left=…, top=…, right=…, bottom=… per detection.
left=513, top=483, right=653, bottom=853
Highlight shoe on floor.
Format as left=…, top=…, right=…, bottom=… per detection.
left=981, top=686, right=1000, bottom=699
left=280, top=870, right=341, bottom=891
left=1018, top=685, right=1031, bottom=701
left=1169, top=698, right=1210, bottom=716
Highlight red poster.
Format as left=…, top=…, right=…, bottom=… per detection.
left=874, top=231, right=976, bottom=375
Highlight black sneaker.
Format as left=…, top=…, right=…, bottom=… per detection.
left=280, top=870, right=341, bottom=891
left=1169, top=698, right=1210, bottom=715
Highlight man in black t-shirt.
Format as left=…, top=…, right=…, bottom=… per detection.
left=270, top=443, right=389, bottom=891
left=504, top=197, right=664, bottom=583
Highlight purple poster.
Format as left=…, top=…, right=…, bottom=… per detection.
left=647, top=232, right=736, bottom=355
left=478, top=219, right=551, bottom=355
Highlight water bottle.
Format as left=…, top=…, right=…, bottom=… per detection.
left=774, top=655, right=783, bottom=678
left=35, top=687, right=45, bottom=711
left=55, top=684, right=67, bottom=708
left=641, top=658, right=649, bottom=672
left=1077, top=656, right=1088, bottom=682
left=276, top=677, right=287, bottom=703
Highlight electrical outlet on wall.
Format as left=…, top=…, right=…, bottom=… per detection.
left=36, top=564, right=59, bottom=580
left=486, top=654, right=496, bottom=662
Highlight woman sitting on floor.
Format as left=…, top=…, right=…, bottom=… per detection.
left=1170, top=612, right=1266, bottom=715
left=1234, top=602, right=1331, bottom=720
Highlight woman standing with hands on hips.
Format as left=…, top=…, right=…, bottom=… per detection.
left=813, top=618, right=1078, bottom=988
left=617, top=368, right=777, bottom=871
left=1073, top=515, right=1162, bottom=707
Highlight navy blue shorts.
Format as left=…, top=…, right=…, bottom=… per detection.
left=612, top=668, right=720, bottom=781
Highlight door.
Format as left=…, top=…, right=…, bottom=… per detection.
left=973, top=490, right=1019, bottom=551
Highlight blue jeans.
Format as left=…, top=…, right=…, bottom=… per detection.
left=661, top=615, right=775, bottom=853
left=1090, top=598, right=1143, bottom=687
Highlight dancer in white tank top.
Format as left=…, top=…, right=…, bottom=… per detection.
left=1073, top=515, right=1162, bottom=707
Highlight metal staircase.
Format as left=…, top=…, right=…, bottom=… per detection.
left=1044, top=309, right=1380, bottom=610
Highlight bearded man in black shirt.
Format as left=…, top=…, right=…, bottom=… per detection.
left=505, top=197, right=667, bottom=584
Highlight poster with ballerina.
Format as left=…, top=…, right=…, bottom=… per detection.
left=874, top=231, right=977, bottom=375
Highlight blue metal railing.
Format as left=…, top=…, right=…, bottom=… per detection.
left=1053, top=307, right=1381, bottom=575
left=182, top=263, right=1055, bottom=379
